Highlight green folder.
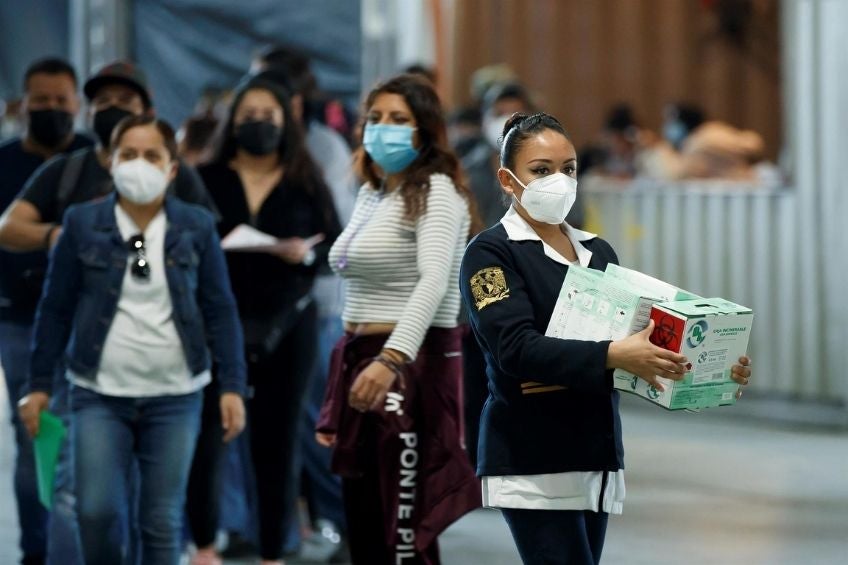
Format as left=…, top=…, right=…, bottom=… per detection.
left=33, top=411, right=67, bottom=510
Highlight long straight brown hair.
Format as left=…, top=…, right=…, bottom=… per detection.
left=354, top=74, right=482, bottom=236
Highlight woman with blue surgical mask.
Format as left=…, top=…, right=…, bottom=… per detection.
left=317, top=74, right=483, bottom=564
left=459, top=112, right=753, bottom=564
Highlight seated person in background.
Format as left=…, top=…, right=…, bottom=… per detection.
left=634, top=102, right=704, bottom=180
left=679, top=121, right=781, bottom=184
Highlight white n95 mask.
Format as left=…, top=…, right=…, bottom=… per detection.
left=112, top=158, right=170, bottom=204
left=504, top=169, right=578, bottom=224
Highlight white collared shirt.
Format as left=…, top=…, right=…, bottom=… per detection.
left=499, top=205, right=597, bottom=266
left=481, top=206, right=625, bottom=514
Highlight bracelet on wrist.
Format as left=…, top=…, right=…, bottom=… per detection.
left=43, top=224, right=58, bottom=249
left=379, top=348, right=406, bottom=364
left=374, top=353, right=406, bottom=382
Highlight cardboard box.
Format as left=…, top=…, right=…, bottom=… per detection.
left=613, top=298, right=754, bottom=410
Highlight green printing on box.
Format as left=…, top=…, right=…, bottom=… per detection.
left=614, top=373, right=741, bottom=410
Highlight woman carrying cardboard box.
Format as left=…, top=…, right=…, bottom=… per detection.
left=459, top=111, right=753, bottom=565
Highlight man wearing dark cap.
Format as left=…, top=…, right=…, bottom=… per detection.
left=0, top=56, right=93, bottom=565
left=0, top=60, right=217, bottom=565
left=0, top=60, right=216, bottom=252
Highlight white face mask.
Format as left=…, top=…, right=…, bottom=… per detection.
left=111, top=158, right=170, bottom=204
left=483, top=114, right=509, bottom=149
left=504, top=169, right=578, bottom=224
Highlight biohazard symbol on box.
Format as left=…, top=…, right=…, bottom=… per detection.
left=470, top=266, right=510, bottom=311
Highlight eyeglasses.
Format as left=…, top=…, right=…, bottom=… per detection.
left=127, top=234, right=150, bottom=280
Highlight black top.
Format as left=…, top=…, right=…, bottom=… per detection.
left=460, top=223, right=624, bottom=476
left=0, top=134, right=93, bottom=322
left=199, top=161, right=341, bottom=324
left=19, top=146, right=218, bottom=224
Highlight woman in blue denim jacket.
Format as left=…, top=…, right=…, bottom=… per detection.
left=18, top=115, right=247, bottom=565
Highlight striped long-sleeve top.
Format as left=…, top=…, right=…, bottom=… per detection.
left=328, top=173, right=471, bottom=360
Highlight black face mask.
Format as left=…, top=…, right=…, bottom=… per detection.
left=93, top=106, right=135, bottom=146
left=235, top=121, right=283, bottom=156
left=28, top=109, right=73, bottom=148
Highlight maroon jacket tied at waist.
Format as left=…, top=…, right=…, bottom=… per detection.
left=317, top=327, right=481, bottom=552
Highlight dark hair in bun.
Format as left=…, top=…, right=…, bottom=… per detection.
left=499, top=112, right=571, bottom=168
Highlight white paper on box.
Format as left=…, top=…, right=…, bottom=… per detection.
left=545, top=266, right=658, bottom=342
left=604, top=264, right=700, bottom=302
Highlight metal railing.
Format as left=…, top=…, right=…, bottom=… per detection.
left=581, top=179, right=837, bottom=404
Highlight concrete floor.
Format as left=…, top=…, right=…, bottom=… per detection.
left=1, top=371, right=846, bottom=564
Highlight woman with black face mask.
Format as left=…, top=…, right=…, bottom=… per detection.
left=188, top=78, right=341, bottom=565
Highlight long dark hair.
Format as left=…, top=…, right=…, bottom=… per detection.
left=212, top=78, right=330, bottom=206
left=354, top=74, right=482, bottom=236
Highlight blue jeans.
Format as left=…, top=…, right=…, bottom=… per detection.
left=0, top=321, right=46, bottom=561
left=71, top=386, right=201, bottom=565
left=297, top=315, right=346, bottom=529
left=0, top=320, right=82, bottom=565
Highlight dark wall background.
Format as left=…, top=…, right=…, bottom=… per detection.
left=134, top=0, right=361, bottom=125
left=0, top=0, right=69, bottom=100
left=451, top=0, right=782, bottom=159
left=0, top=1, right=361, bottom=128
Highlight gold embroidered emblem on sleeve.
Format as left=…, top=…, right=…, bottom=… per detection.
left=470, top=267, right=510, bottom=311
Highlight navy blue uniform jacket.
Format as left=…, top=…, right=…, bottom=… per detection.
left=460, top=223, right=625, bottom=477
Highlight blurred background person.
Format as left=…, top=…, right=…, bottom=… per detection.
left=678, top=120, right=780, bottom=184
left=447, top=106, right=483, bottom=161
left=0, top=60, right=217, bottom=254
left=188, top=77, right=341, bottom=565
left=580, top=103, right=642, bottom=179
left=474, top=81, right=536, bottom=228
left=633, top=102, right=705, bottom=180
left=16, top=115, right=246, bottom=565
left=249, top=45, right=356, bottom=559
left=176, top=87, right=233, bottom=168
left=317, top=74, right=481, bottom=564
left=177, top=113, right=219, bottom=167
left=662, top=102, right=705, bottom=152
left=0, top=56, right=92, bottom=565
left=252, top=45, right=355, bottom=144
left=0, top=97, right=24, bottom=140
left=401, top=63, right=438, bottom=88
left=468, top=63, right=518, bottom=109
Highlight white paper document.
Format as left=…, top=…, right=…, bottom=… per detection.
left=546, top=266, right=658, bottom=342
left=221, top=224, right=277, bottom=250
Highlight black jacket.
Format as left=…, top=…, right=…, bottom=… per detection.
left=460, top=223, right=624, bottom=476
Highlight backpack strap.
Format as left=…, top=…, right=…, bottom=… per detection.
left=55, top=149, right=89, bottom=219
